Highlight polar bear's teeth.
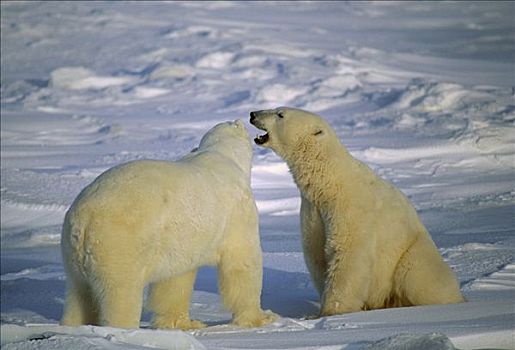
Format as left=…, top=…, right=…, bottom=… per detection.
left=254, top=133, right=269, bottom=145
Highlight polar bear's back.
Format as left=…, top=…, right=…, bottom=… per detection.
left=78, top=160, right=185, bottom=199
left=62, top=158, right=246, bottom=279
left=71, top=158, right=237, bottom=213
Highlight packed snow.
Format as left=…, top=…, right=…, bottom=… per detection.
left=1, top=1, right=514, bottom=349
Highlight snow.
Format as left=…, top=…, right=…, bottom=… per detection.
left=1, top=324, right=206, bottom=350
left=1, top=1, right=514, bottom=349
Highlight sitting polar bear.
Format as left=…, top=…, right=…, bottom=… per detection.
left=250, top=107, right=464, bottom=316
left=61, top=120, right=277, bottom=329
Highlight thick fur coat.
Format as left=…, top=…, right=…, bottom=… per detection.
left=61, top=120, right=277, bottom=329
left=250, top=107, right=464, bottom=316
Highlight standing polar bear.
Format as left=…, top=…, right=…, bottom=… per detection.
left=250, top=107, right=464, bottom=316
left=61, top=120, right=277, bottom=329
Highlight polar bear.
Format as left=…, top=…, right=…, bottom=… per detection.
left=250, top=107, right=464, bottom=316
left=61, top=120, right=277, bottom=329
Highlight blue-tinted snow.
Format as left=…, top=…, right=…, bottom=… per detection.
left=1, top=2, right=513, bottom=349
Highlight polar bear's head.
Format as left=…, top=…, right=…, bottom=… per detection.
left=197, top=119, right=252, bottom=172
left=249, top=107, right=338, bottom=159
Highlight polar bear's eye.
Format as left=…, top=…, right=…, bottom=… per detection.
left=277, top=112, right=285, bottom=119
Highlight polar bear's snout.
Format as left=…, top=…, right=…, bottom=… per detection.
left=249, top=110, right=266, bottom=127
left=249, top=110, right=270, bottom=145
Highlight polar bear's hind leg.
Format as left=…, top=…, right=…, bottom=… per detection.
left=395, top=237, right=464, bottom=306
left=61, top=277, right=99, bottom=326
left=149, top=269, right=206, bottom=330
left=96, top=277, right=145, bottom=328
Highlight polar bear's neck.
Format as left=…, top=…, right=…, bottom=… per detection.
left=283, top=136, right=354, bottom=206
left=192, top=142, right=252, bottom=183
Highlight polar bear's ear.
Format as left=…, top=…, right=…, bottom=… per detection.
left=312, top=129, right=324, bottom=137
left=234, top=119, right=244, bottom=129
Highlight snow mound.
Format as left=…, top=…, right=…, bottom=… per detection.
left=196, top=52, right=235, bottom=69
left=50, top=67, right=134, bottom=91
left=256, top=197, right=300, bottom=216
left=163, top=25, right=220, bottom=39
left=317, top=74, right=362, bottom=96
left=0, top=324, right=206, bottom=350
left=364, top=333, right=456, bottom=350
left=256, top=84, right=308, bottom=106
left=392, top=80, right=494, bottom=112
left=149, top=64, right=194, bottom=80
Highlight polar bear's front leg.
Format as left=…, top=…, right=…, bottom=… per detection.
left=149, top=269, right=206, bottom=330
left=218, top=212, right=279, bottom=328
left=320, top=222, right=371, bottom=316
left=300, top=196, right=327, bottom=297
left=218, top=250, right=278, bottom=327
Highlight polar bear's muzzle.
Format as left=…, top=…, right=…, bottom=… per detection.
left=254, top=132, right=269, bottom=145
left=249, top=111, right=270, bottom=145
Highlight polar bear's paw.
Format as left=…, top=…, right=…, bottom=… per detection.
left=153, top=316, right=207, bottom=330
left=233, top=309, right=279, bottom=328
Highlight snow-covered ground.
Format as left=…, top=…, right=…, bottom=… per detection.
left=1, top=1, right=514, bottom=349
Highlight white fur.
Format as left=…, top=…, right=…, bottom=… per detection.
left=61, top=120, right=278, bottom=329
left=250, top=107, right=464, bottom=316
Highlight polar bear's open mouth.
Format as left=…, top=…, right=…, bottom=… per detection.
left=254, top=132, right=269, bottom=145
left=250, top=112, right=269, bottom=145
